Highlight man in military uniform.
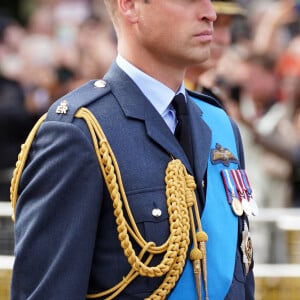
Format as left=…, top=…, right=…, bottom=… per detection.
left=11, top=0, right=254, bottom=299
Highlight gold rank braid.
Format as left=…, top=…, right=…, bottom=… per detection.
left=10, top=107, right=208, bottom=300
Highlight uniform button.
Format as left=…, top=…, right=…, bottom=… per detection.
left=202, top=180, right=205, bottom=188
left=152, top=208, right=162, bottom=218
left=94, top=79, right=107, bottom=88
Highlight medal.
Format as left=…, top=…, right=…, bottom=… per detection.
left=221, top=169, right=243, bottom=216
left=231, top=170, right=251, bottom=216
left=240, top=170, right=259, bottom=216
left=241, top=221, right=253, bottom=274
left=231, top=196, right=243, bottom=216
left=241, top=197, right=252, bottom=216
left=249, top=198, right=259, bottom=216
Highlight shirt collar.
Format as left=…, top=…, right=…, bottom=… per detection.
left=116, top=55, right=186, bottom=116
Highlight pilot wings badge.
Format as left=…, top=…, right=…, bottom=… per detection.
left=211, top=143, right=238, bottom=166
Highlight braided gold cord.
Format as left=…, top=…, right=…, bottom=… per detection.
left=146, top=160, right=191, bottom=300
left=77, top=109, right=180, bottom=277
left=10, top=113, right=47, bottom=221
left=10, top=107, right=208, bottom=300
left=77, top=109, right=188, bottom=278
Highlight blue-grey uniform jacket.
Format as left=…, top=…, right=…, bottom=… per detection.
left=11, top=62, right=254, bottom=299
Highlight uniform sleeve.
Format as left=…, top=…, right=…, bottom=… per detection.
left=11, top=120, right=104, bottom=300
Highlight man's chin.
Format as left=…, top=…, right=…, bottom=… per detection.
left=201, top=58, right=217, bottom=70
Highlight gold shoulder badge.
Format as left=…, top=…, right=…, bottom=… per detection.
left=56, top=100, right=68, bottom=115
left=211, top=143, right=238, bottom=166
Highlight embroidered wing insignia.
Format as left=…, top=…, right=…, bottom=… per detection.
left=211, top=143, right=238, bottom=166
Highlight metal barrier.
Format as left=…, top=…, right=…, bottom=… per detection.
left=249, top=208, right=300, bottom=264
left=1, top=261, right=300, bottom=299
left=0, top=203, right=14, bottom=256
left=0, top=203, right=12, bottom=218
left=0, top=204, right=14, bottom=300
left=277, top=215, right=300, bottom=264
left=1, top=207, right=300, bottom=299
left=0, top=256, right=13, bottom=300
left=255, top=264, right=300, bottom=300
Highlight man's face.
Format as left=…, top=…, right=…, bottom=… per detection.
left=133, top=0, right=217, bottom=68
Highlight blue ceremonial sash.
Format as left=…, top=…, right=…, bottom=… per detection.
left=169, top=97, right=239, bottom=299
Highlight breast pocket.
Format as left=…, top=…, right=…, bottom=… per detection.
left=126, top=187, right=170, bottom=246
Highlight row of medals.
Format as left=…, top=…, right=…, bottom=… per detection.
left=231, top=193, right=258, bottom=217
left=222, top=169, right=259, bottom=217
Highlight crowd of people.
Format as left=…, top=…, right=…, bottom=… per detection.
left=186, top=0, right=300, bottom=209
left=226, top=0, right=300, bottom=210
left=1, top=0, right=300, bottom=264
left=195, top=0, right=300, bottom=265
left=0, top=0, right=117, bottom=200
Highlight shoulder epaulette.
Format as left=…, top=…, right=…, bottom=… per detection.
left=186, top=89, right=225, bottom=110
left=46, top=79, right=111, bottom=123
left=10, top=79, right=111, bottom=221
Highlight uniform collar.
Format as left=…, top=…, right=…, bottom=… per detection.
left=116, top=55, right=186, bottom=117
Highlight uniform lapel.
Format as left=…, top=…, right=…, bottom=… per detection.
left=104, top=62, right=188, bottom=164
left=187, top=97, right=212, bottom=189
left=103, top=63, right=212, bottom=179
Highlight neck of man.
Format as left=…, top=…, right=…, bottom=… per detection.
left=118, top=43, right=186, bottom=93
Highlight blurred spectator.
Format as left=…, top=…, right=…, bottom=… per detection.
left=0, top=1, right=117, bottom=201
left=208, top=3, right=300, bottom=263
left=195, top=0, right=300, bottom=210
left=18, top=33, right=58, bottom=113
left=185, top=0, right=245, bottom=91
left=251, top=0, right=300, bottom=58
left=0, top=16, right=37, bottom=201
left=0, top=15, right=25, bottom=80
left=71, top=15, right=117, bottom=87
left=237, top=53, right=292, bottom=208
left=243, top=36, right=300, bottom=207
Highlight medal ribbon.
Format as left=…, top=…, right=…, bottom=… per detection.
left=241, top=170, right=259, bottom=216
left=236, top=170, right=249, bottom=201
left=240, top=170, right=252, bottom=199
left=221, top=170, right=238, bottom=204
left=230, top=170, right=244, bottom=201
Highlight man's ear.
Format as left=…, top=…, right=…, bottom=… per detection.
left=118, top=0, right=139, bottom=23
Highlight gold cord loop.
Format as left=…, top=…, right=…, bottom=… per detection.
left=10, top=107, right=209, bottom=299
left=10, top=113, right=47, bottom=221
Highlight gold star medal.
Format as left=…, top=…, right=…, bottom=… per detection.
left=240, top=221, right=253, bottom=274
